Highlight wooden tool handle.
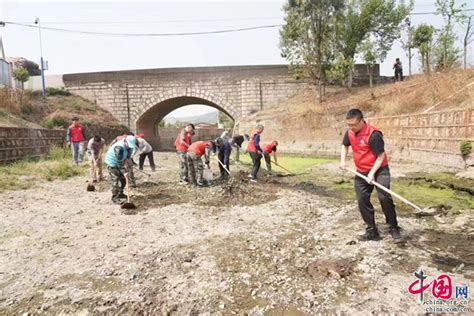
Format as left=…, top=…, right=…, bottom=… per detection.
left=345, top=167, right=422, bottom=212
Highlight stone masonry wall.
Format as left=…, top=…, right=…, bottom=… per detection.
left=0, top=127, right=65, bottom=164
left=238, top=108, right=474, bottom=169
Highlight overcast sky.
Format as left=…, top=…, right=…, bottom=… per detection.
left=1, top=0, right=473, bottom=117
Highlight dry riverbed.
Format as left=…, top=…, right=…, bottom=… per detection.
left=0, top=153, right=472, bottom=314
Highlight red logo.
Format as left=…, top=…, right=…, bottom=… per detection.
left=408, top=270, right=453, bottom=302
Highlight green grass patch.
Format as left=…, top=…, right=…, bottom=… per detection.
left=0, top=145, right=87, bottom=192
left=238, top=154, right=336, bottom=174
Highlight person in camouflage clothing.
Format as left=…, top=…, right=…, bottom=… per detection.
left=174, top=124, right=195, bottom=184
left=104, top=135, right=138, bottom=204
left=186, top=138, right=222, bottom=186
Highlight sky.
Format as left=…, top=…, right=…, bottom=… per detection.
left=1, top=0, right=473, bottom=117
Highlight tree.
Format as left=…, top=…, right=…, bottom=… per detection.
left=463, top=15, right=473, bottom=69
left=218, top=111, right=234, bottom=130
left=433, top=0, right=466, bottom=70
left=412, top=24, right=436, bottom=76
left=280, top=0, right=344, bottom=103
left=12, top=66, right=29, bottom=90
left=336, top=0, right=412, bottom=88
left=360, top=39, right=377, bottom=94
left=400, top=17, right=414, bottom=76
left=12, top=66, right=30, bottom=103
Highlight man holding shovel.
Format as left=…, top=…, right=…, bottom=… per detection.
left=262, top=141, right=278, bottom=175
left=86, top=135, right=106, bottom=182
left=217, top=137, right=232, bottom=179
left=105, top=135, right=137, bottom=204
left=187, top=138, right=222, bottom=187
left=340, top=109, right=403, bottom=243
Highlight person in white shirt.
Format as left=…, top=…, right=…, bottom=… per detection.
left=135, top=134, right=155, bottom=172
left=86, top=136, right=106, bottom=181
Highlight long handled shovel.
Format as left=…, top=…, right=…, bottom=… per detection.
left=271, top=160, right=294, bottom=175
left=345, top=167, right=423, bottom=212
left=216, top=158, right=232, bottom=176
left=121, top=174, right=137, bottom=212
left=86, top=161, right=97, bottom=192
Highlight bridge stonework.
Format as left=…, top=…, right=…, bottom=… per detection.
left=63, top=65, right=310, bottom=141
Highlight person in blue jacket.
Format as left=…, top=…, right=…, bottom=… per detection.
left=105, top=135, right=137, bottom=204
left=217, top=136, right=232, bottom=178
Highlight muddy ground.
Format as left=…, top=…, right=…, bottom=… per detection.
left=0, top=153, right=472, bottom=315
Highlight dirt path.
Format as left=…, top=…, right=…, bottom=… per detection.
left=0, top=153, right=472, bottom=314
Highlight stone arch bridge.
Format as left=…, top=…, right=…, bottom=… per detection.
left=63, top=65, right=310, bottom=148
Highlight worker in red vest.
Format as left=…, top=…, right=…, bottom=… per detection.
left=340, top=109, right=403, bottom=243
left=186, top=138, right=222, bottom=187
left=175, top=124, right=195, bottom=184
left=262, top=141, right=278, bottom=175
left=66, top=117, right=87, bottom=165
left=247, top=124, right=264, bottom=183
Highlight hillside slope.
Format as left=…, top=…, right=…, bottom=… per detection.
left=0, top=89, right=127, bottom=130
left=237, top=70, right=474, bottom=166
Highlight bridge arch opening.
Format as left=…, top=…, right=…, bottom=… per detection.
left=136, top=96, right=234, bottom=151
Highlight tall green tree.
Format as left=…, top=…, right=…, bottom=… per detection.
left=280, top=0, right=344, bottom=103
left=434, top=0, right=466, bottom=70
left=400, top=17, right=414, bottom=76
left=412, top=24, right=436, bottom=76
left=12, top=66, right=30, bottom=103
left=336, top=0, right=412, bottom=88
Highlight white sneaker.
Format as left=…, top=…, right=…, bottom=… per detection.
left=250, top=178, right=257, bottom=183
left=247, top=174, right=253, bottom=179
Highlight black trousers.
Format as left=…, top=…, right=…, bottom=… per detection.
left=354, top=166, right=398, bottom=232
left=218, top=151, right=230, bottom=176
left=394, top=69, right=403, bottom=81
left=249, top=152, right=261, bottom=179
left=139, top=152, right=155, bottom=170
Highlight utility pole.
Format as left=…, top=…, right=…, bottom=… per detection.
left=35, top=17, right=46, bottom=98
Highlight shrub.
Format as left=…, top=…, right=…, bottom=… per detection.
left=42, top=117, right=68, bottom=129
left=460, top=141, right=472, bottom=158
left=46, top=87, right=71, bottom=96
left=47, top=145, right=71, bottom=160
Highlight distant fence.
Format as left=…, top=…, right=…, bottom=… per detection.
left=155, top=127, right=225, bottom=151
left=0, top=125, right=130, bottom=164
left=0, top=127, right=64, bottom=163
left=368, top=108, right=474, bottom=168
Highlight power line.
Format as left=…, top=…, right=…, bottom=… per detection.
left=3, top=21, right=283, bottom=37
left=13, top=16, right=284, bottom=25
left=411, top=8, right=474, bottom=15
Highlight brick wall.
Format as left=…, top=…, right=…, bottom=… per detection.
left=0, top=125, right=130, bottom=164
left=237, top=108, right=474, bottom=169
left=0, top=127, right=65, bottom=163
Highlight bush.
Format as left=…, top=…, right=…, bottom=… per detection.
left=24, top=89, right=41, bottom=97
left=46, top=87, right=71, bottom=96
left=42, top=117, right=69, bottom=129
left=460, top=141, right=472, bottom=158
left=47, top=145, right=71, bottom=160
left=20, top=103, right=34, bottom=117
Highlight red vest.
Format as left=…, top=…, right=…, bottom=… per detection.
left=69, top=123, right=85, bottom=142
left=247, top=130, right=261, bottom=153
left=175, top=129, right=192, bottom=152
left=262, top=143, right=274, bottom=154
left=348, top=123, right=388, bottom=173
left=188, top=141, right=207, bottom=157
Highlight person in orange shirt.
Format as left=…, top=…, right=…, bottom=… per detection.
left=262, top=141, right=278, bottom=175
left=187, top=138, right=223, bottom=187
left=174, top=123, right=195, bottom=184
